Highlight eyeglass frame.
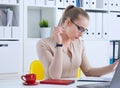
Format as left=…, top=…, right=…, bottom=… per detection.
left=71, top=20, right=88, bottom=33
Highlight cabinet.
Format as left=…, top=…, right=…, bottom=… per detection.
left=0, top=2, right=21, bottom=40
left=0, top=0, right=23, bottom=78
left=81, top=0, right=120, bottom=40
left=23, top=0, right=120, bottom=73
left=0, top=41, right=20, bottom=73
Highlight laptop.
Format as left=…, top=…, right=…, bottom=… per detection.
left=77, top=59, right=120, bottom=88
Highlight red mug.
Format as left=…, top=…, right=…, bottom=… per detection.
left=21, top=74, right=36, bottom=84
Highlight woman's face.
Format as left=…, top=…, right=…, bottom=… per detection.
left=65, top=15, right=89, bottom=40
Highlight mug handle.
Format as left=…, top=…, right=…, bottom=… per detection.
left=21, top=75, right=26, bottom=81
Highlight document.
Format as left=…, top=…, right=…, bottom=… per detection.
left=7, top=8, right=13, bottom=26
left=78, top=77, right=112, bottom=82
left=102, top=13, right=110, bottom=39
left=87, top=12, right=96, bottom=40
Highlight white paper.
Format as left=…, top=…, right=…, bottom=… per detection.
left=80, top=77, right=112, bottom=81
left=7, top=8, right=13, bottom=26
left=4, top=27, right=11, bottom=38
left=0, top=27, right=4, bottom=38
left=11, top=27, right=20, bottom=39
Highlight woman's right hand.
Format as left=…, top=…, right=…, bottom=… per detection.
left=53, top=26, right=64, bottom=44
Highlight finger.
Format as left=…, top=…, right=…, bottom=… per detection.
left=58, top=27, right=64, bottom=33
left=54, top=28, right=63, bottom=33
left=55, top=30, right=63, bottom=36
left=54, top=26, right=64, bottom=32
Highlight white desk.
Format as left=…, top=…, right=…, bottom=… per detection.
left=0, top=78, right=102, bottom=88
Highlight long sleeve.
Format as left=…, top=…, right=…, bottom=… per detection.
left=36, top=39, right=63, bottom=79
left=80, top=41, right=118, bottom=77
left=80, top=42, right=92, bottom=75
left=49, top=47, right=63, bottom=79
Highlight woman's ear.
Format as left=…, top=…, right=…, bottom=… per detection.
left=65, top=18, right=71, bottom=26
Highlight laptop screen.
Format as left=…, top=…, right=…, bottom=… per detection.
left=110, top=59, right=120, bottom=88
left=77, top=60, right=120, bottom=88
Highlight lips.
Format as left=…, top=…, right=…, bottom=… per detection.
left=75, top=37, right=79, bottom=39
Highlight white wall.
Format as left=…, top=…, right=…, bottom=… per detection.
left=84, top=40, right=110, bottom=67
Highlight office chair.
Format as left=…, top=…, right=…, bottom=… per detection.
left=76, top=67, right=81, bottom=78
left=30, top=60, right=45, bottom=80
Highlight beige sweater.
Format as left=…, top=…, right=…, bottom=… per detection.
left=36, top=36, right=90, bottom=79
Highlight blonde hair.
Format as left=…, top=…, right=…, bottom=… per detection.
left=59, top=5, right=89, bottom=26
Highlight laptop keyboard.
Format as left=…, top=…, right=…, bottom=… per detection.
left=93, top=84, right=110, bottom=88
left=77, top=82, right=110, bottom=88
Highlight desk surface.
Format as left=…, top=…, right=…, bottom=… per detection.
left=0, top=78, right=106, bottom=88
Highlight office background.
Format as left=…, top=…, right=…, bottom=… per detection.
left=0, top=0, right=120, bottom=79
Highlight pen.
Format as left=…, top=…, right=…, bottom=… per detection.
left=77, top=80, right=110, bottom=82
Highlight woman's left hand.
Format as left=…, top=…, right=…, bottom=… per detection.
left=111, top=60, right=119, bottom=71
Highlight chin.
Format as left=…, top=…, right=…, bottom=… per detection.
left=70, top=36, right=79, bottom=41
left=75, top=37, right=79, bottom=39
left=71, top=38, right=77, bottom=41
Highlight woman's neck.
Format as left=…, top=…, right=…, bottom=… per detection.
left=62, top=32, right=71, bottom=47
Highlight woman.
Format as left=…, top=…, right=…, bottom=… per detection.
left=37, top=5, right=118, bottom=79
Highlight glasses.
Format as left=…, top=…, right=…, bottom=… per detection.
left=71, top=21, right=88, bottom=33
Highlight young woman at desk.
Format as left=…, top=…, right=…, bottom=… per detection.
left=37, top=5, right=118, bottom=79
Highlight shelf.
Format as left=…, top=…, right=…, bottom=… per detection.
left=110, top=10, right=120, bottom=12
left=26, top=5, right=109, bottom=12
left=0, top=39, right=19, bottom=41
left=27, top=5, right=56, bottom=9
left=0, top=0, right=22, bottom=77
left=85, top=8, right=108, bottom=12
left=27, top=6, right=55, bottom=38
left=0, top=3, right=19, bottom=6
left=26, top=38, right=42, bottom=40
